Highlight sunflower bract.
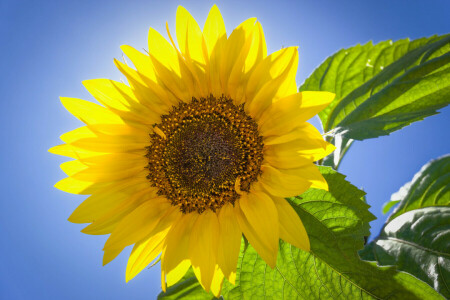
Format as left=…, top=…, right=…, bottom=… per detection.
left=50, top=5, right=335, bottom=297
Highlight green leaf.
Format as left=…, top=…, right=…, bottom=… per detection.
left=382, top=200, right=400, bottom=215
left=300, top=34, right=450, bottom=141
left=384, top=154, right=450, bottom=221
left=159, top=167, right=443, bottom=299
left=360, top=207, right=450, bottom=298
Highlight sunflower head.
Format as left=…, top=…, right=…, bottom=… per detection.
left=50, top=5, right=335, bottom=297
left=146, top=95, right=264, bottom=214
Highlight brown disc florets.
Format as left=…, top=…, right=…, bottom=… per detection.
left=146, top=95, right=264, bottom=213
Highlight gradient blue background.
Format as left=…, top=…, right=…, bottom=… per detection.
left=1, top=0, right=449, bottom=299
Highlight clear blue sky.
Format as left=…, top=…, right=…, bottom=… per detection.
left=1, top=0, right=449, bottom=299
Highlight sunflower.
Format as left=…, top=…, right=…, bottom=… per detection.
left=50, top=5, right=335, bottom=297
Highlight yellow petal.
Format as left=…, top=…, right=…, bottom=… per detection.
left=68, top=179, right=150, bottom=224
left=69, top=130, right=148, bottom=154
left=70, top=153, right=146, bottom=183
left=272, top=197, right=310, bottom=251
left=120, top=45, right=157, bottom=82
left=210, top=265, right=225, bottom=298
left=60, top=159, right=88, bottom=176
left=150, top=206, right=182, bottom=237
left=70, top=137, right=147, bottom=155
left=76, top=177, right=149, bottom=235
left=81, top=186, right=158, bottom=235
left=103, top=197, right=172, bottom=250
left=49, top=144, right=99, bottom=159
left=161, top=269, right=166, bottom=292
left=226, top=24, right=256, bottom=101
left=259, top=164, right=311, bottom=198
left=220, top=18, right=257, bottom=97
left=228, top=21, right=267, bottom=104
left=266, top=126, right=335, bottom=162
left=166, top=259, right=191, bottom=287
left=103, top=248, right=124, bottom=266
left=204, top=5, right=227, bottom=97
left=297, top=91, right=335, bottom=122
left=295, top=141, right=335, bottom=162
left=82, top=79, right=136, bottom=111
left=126, top=227, right=169, bottom=281
left=245, top=47, right=298, bottom=119
left=245, top=47, right=296, bottom=99
left=162, top=213, right=199, bottom=281
left=176, top=6, right=208, bottom=97
left=323, top=142, right=337, bottom=158
left=60, top=97, right=124, bottom=125
left=217, top=203, right=241, bottom=284
left=263, top=122, right=332, bottom=163
left=263, top=122, right=323, bottom=145
left=50, top=144, right=79, bottom=156
left=257, top=91, right=335, bottom=133
left=147, top=27, right=195, bottom=101
left=60, top=126, right=96, bottom=143
left=87, top=123, right=148, bottom=136
left=235, top=191, right=279, bottom=268
left=264, top=144, right=312, bottom=169
left=114, top=58, right=177, bottom=111
left=189, top=210, right=219, bottom=292
left=82, top=79, right=158, bottom=124
left=281, top=165, right=329, bottom=191
left=258, top=93, right=302, bottom=136
left=245, top=22, right=267, bottom=71
left=147, top=28, right=179, bottom=76
left=61, top=124, right=148, bottom=152
left=54, top=177, right=110, bottom=195
left=203, top=5, right=226, bottom=57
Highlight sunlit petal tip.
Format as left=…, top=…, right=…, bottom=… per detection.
left=259, top=165, right=312, bottom=198
left=166, top=259, right=191, bottom=287
left=59, top=97, right=76, bottom=111
left=273, top=197, right=310, bottom=252
left=119, top=44, right=135, bottom=54
left=203, top=5, right=226, bottom=54
left=210, top=266, right=225, bottom=297
left=48, top=146, right=56, bottom=154
left=48, top=144, right=69, bottom=156
left=67, top=213, right=85, bottom=224
left=217, top=203, right=241, bottom=282
left=161, top=269, right=167, bottom=292
left=301, top=91, right=336, bottom=107
left=102, top=198, right=171, bottom=250
left=189, top=211, right=219, bottom=291
left=205, top=5, right=225, bottom=27
left=103, top=248, right=123, bottom=266
left=228, top=271, right=237, bottom=285
left=312, top=174, right=329, bottom=191
left=324, top=142, right=336, bottom=154
left=112, top=58, right=130, bottom=78
left=236, top=192, right=279, bottom=268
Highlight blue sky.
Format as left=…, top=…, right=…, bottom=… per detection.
left=1, top=0, right=449, bottom=299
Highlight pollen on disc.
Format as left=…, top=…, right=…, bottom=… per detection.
left=146, top=95, right=264, bottom=214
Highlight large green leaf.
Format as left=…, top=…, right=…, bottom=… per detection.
left=300, top=34, right=450, bottom=141
left=159, top=168, right=443, bottom=299
left=384, top=154, right=450, bottom=220
left=360, top=207, right=450, bottom=298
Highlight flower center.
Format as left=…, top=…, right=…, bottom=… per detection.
left=146, top=95, right=264, bottom=213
